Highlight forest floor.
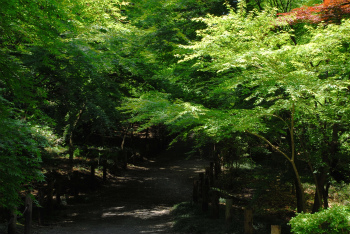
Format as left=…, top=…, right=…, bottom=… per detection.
left=32, top=144, right=210, bottom=234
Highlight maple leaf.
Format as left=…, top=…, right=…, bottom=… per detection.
left=279, top=0, right=350, bottom=24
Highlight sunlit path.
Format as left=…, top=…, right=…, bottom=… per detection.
left=34, top=148, right=208, bottom=234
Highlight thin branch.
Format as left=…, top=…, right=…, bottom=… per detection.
left=262, top=113, right=291, bottom=131
left=246, top=130, right=292, bottom=162
left=290, top=102, right=295, bottom=162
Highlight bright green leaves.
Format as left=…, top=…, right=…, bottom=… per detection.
left=0, top=106, right=46, bottom=209
left=289, top=205, right=350, bottom=234
left=122, top=92, right=207, bottom=134
left=0, top=0, right=134, bottom=209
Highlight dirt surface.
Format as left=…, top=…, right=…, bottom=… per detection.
left=33, top=146, right=209, bottom=234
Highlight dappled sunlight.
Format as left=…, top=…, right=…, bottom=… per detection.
left=101, top=206, right=171, bottom=219
left=140, top=222, right=173, bottom=233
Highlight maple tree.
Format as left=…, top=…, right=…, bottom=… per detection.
left=279, top=0, right=350, bottom=24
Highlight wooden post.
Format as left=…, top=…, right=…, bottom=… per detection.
left=225, top=198, right=233, bottom=223
left=122, top=150, right=128, bottom=169
left=89, top=159, right=97, bottom=191
left=24, top=194, right=33, bottom=234
left=8, top=208, right=17, bottom=234
left=47, top=175, right=54, bottom=215
left=55, top=173, right=62, bottom=205
left=271, top=225, right=281, bottom=234
left=72, top=171, right=80, bottom=200
left=202, top=176, right=209, bottom=212
left=38, top=187, right=44, bottom=225
left=214, top=161, right=221, bottom=179
left=198, top=173, right=204, bottom=200
left=209, top=162, right=214, bottom=186
left=193, top=180, right=199, bottom=203
left=244, top=208, right=254, bottom=234
left=211, top=190, right=220, bottom=219
left=103, top=159, right=107, bottom=182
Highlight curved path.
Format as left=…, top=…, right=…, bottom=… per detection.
left=34, top=146, right=208, bottom=234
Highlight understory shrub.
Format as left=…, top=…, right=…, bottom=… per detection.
left=289, top=205, right=350, bottom=234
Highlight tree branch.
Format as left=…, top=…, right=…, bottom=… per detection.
left=246, top=130, right=291, bottom=162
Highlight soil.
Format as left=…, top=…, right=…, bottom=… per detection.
left=33, top=145, right=209, bottom=234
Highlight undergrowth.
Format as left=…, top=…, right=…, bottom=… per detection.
left=171, top=202, right=241, bottom=234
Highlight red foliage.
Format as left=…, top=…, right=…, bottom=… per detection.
left=278, top=0, right=350, bottom=24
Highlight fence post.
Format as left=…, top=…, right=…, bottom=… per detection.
left=103, top=158, right=107, bottom=182
left=47, top=174, right=54, bottom=215
left=244, top=208, right=254, bottom=234
left=55, top=172, right=62, bottom=205
left=202, top=175, right=209, bottom=212
left=24, top=194, right=33, bottom=234
left=214, top=161, right=221, bottom=179
left=271, top=225, right=281, bottom=234
left=211, top=190, right=220, bottom=219
left=193, top=180, right=199, bottom=203
left=198, top=173, right=204, bottom=200
left=225, top=198, right=233, bottom=224
left=38, top=187, right=44, bottom=225
left=209, top=162, right=215, bottom=186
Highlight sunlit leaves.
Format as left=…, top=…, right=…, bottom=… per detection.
left=279, top=0, right=350, bottom=24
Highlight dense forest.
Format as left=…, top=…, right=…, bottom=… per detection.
left=2, top=0, right=350, bottom=233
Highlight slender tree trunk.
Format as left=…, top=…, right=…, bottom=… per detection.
left=24, top=194, right=32, bottom=234
left=121, top=124, right=131, bottom=169
left=246, top=104, right=306, bottom=212
left=324, top=182, right=330, bottom=208
left=313, top=123, right=338, bottom=211
left=8, top=208, right=17, bottom=234
left=68, top=104, right=85, bottom=163
left=289, top=105, right=306, bottom=213
left=291, top=162, right=306, bottom=213
left=312, top=167, right=327, bottom=213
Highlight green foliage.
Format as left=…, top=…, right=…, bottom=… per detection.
left=171, top=202, right=237, bottom=234
left=0, top=97, right=46, bottom=209
left=0, top=0, right=139, bottom=209
left=289, top=205, right=350, bottom=234
left=122, top=1, right=350, bottom=213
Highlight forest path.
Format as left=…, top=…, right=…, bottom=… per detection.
left=34, top=144, right=209, bottom=234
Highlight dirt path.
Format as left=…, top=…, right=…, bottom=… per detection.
left=34, top=146, right=209, bottom=234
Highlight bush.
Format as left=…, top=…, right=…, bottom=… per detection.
left=289, top=205, right=350, bottom=234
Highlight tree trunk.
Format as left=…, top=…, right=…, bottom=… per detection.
left=8, top=208, right=17, bottom=234
left=246, top=104, right=306, bottom=212
left=323, top=182, right=330, bottom=208
left=38, top=188, right=44, bottom=225
left=312, top=167, right=327, bottom=213
left=68, top=105, right=85, bottom=163
left=24, top=194, right=33, bottom=234
left=292, top=163, right=306, bottom=213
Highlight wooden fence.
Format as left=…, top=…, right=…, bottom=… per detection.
left=192, top=161, right=282, bottom=234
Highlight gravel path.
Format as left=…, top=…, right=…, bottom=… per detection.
left=33, top=147, right=209, bottom=234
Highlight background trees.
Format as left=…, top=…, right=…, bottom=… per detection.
left=122, top=0, right=350, bottom=214
left=0, top=0, right=140, bottom=209
left=2, top=0, right=350, bottom=222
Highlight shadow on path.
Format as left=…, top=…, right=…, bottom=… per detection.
left=34, top=145, right=209, bottom=234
